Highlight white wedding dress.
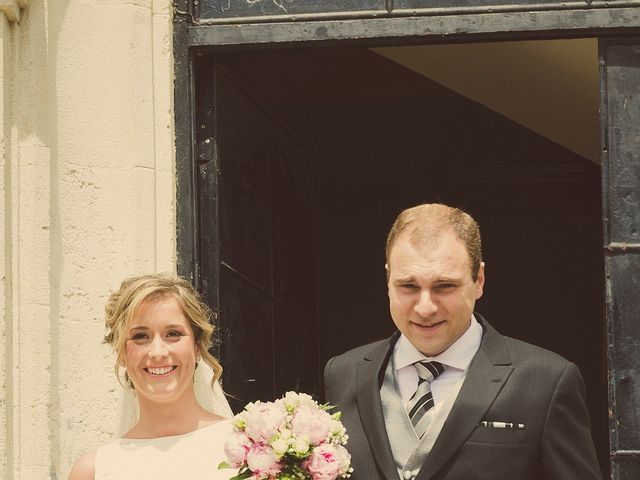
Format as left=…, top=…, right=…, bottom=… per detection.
left=94, top=363, right=236, bottom=479
left=94, top=420, right=234, bottom=480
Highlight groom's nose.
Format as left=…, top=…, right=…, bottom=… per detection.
left=414, top=289, right=438, bottom=315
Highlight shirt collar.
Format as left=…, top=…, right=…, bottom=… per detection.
left=394, top=315, right=483, bottom=372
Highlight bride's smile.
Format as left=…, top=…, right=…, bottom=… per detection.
left=144, top=365, right=178, bottom=376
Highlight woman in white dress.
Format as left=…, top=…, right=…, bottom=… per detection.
left=69, top=274, right=234, bottom=480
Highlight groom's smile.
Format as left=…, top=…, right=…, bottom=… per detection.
left=411, top=319, right=446, bottom=329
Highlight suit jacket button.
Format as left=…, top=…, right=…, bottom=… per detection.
left=402, top=471, right=414, bottom=480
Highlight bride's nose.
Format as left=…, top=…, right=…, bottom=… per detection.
left=148, top=335, right=169, bottom=358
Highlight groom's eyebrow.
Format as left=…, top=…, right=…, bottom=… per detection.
left=393, top=276, right=417, bottom=284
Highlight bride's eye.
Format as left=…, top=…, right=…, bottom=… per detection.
left=129, top=332, right=149, bottom=343
left=166, top=330, right=184, bottom=339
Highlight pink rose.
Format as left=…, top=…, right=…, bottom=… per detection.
left=303, top=444, right=351, bottom=480
left=246, top=443, right=282, bottom=478
left=291, top=405, right=332, bottom=445
left=244, top=402, right=287, bottom=443
left=224, top=431, right=252, bottom=468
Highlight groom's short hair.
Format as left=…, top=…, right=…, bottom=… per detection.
left=385, top=203, right=483, bottom=281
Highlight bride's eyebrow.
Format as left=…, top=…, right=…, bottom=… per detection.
left=165, top=324, right=188, bottom=331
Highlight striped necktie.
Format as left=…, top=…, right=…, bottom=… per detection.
left=406, top=361, right=445, bottom=438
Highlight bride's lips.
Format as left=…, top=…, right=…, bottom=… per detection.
left=143, top=365, right=178, bottom=377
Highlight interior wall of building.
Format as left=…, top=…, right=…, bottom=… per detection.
left=373, top=39, right=600, bottom=162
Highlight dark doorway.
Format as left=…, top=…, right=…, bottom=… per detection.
left=196, top=61, right=321, bottom=410
left=194, top=46, right=606, bottom=474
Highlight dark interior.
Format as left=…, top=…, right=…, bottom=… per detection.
left=197, top=46, right=607, bottom=475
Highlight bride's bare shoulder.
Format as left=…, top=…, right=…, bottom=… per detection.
left=68, top=450, right=96, bottom=480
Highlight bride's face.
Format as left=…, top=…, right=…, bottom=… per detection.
left=124, top=295, right=198, bottom=404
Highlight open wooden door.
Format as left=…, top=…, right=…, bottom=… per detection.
left=195, top=58, right=320, bottom=412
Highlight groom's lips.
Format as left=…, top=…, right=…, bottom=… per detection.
left=411, top=320, right=446, bottom=331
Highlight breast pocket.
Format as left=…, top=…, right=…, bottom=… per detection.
left=465, top=424, right=528, bottom=445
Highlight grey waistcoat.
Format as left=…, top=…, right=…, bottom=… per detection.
left=380, top=358, right=462, bottom=480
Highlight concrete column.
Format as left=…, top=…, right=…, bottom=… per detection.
left=0, top=1, right=176, bottom=478
left=1, top=1, right=54, bottom=477
left=0, top=11, right=11, bottom=480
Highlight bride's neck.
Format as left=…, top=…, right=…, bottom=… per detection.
left=132, top=390, right=215, bottom=438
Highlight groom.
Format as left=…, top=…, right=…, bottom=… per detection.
left=324, top=203, right=602, bottom=480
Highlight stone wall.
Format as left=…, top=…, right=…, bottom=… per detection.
left=0, top=1, right=176, bottom=477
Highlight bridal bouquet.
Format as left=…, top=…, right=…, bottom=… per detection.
left=219, top=391, right=352, bottom=480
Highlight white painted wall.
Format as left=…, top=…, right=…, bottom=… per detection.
left=0, top=1, right=176, bottom=478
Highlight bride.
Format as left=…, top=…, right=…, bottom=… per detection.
left=69, top=274, right=234, bottom=480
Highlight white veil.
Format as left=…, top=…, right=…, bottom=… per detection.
left=113, top=362, right=234, bottom=438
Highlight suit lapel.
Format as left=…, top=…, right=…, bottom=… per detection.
left=355, top=335, right=400, bottom=480
left=416, top=317, right=514, bottom=480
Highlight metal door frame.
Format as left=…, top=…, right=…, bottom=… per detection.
left=174, top=2, right=640, bottom=476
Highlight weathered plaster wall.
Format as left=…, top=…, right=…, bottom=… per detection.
left=0, top=1, right=176, bottom=478
left=0, top=11, right=12, bottom=480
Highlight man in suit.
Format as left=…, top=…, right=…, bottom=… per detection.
left=325, top=203, right=602, bottom=480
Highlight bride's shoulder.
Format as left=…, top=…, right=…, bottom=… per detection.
left=200, top=415, right=233, bottom=434
left=202, top=411, right=228, bottom=424
left=67, top=450, right=96, bottom=480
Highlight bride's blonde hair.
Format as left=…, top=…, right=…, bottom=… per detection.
left=104, top=273, right=222, bottom=389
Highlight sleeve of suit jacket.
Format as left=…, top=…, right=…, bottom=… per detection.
left=540, top=362, right=602, bottom=480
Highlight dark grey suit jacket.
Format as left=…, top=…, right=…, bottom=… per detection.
left=324, top=315, right=602, bottom=480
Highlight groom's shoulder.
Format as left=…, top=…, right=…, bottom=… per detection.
left=327, top=337, right=392, bottom=367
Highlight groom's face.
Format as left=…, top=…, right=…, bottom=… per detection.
left=386, top=229, right=485, bottom=357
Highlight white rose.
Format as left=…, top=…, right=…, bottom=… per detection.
left=293, top=436, right=310, bottom=456
left=271, top=438, right=289, bottom=459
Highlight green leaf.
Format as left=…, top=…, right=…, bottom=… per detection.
left=228, top=470, right=253, bottom=480
left=218, top=461, right=231, bottom=469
